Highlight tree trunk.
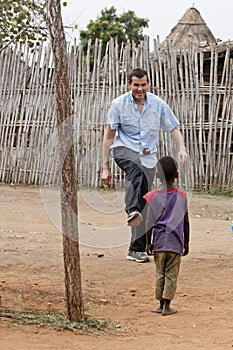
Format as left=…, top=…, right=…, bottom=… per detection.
left=46, top=0, right=84, bottom=322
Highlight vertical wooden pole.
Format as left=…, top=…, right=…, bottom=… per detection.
left=46, top=0, right=84, bottom=321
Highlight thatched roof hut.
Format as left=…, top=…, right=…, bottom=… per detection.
left=160, top=7, right=217, bottom=49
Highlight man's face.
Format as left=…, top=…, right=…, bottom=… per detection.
left=128, top=75, right=149, bottom=103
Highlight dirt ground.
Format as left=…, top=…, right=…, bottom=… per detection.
left=0, top=184, right=233, bottom=350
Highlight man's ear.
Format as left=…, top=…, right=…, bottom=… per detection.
left=127, top=80, right=131, bottom=88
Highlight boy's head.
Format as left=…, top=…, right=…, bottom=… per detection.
left=157, top=156, right=178, bottom=182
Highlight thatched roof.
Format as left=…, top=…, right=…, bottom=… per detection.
left=160, top=7, right=217, bottom=49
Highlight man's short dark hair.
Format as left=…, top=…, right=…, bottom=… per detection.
left=157, top=156, right=178, bottom=182
left=128, top=67, right=149, bottom=84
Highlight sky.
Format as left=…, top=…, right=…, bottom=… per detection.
left=61, top=0, right=233, bottom=45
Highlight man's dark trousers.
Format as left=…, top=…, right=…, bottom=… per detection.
left=113, top=146, right=155, bottom=252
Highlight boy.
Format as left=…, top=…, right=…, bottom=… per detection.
left=144, top=156, right=190, bottom=315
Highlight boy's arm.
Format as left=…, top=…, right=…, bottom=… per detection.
left=145, top=205, right=155, bottom=255
left=183, top=202, right=190, bottom=256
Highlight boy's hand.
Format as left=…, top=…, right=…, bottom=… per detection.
left=182, top=243, right=189, bottom=256
left=146, top=243, right=154, bottom=255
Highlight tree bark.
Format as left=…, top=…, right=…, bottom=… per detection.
left=46, top=0, right=84, bottom=322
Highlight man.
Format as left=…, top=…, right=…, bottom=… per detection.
left=102, top=67, right=187, bottom=263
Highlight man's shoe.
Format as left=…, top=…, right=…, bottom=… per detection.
left=127, top=211, right=142, bottom=226
left=127, top=251, right=149, bottom=263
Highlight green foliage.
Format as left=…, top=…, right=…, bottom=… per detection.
left=201, top=187, right=233, bottom=197
left=0, top=309, right=113, bottom=334
left=0, top=0, right=46, bottom=48
left=79, top=6, right=149, bottom=63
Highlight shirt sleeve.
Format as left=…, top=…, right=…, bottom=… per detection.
left=144, top=190, right=158, bottom=204
left=106, top=102, right=119, bottom=130
left=160, top=101, right=180, bottom=132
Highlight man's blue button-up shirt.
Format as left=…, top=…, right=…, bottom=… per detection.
left=107, top=91, right=179, bottom=168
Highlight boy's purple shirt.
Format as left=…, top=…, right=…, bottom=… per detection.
left=144, top=188, right=188, bottom=255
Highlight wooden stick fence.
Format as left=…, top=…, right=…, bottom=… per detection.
left=0, top=37, right=232, bottom=190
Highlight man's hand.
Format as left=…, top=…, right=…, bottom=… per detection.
left=171, top=128, right=188, bottom=166
left=178, top=148, right=188, bottom=166
left=102, top=168, right=112, bottom=186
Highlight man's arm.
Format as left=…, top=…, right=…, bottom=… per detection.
left=101, top=124, right=116, bottom=186
left=171, top=127, right=188, bottom=165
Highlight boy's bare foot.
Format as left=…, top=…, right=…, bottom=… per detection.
left=162, top=306, right=177, bottom=316
left=151, top=300, right=164, bottom=313
left=162, top=299, right=177, bottom=315
left=151, top=306, right=163, bottom=313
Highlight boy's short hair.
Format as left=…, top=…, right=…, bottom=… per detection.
left=157, top=156, right=178, bottom=181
